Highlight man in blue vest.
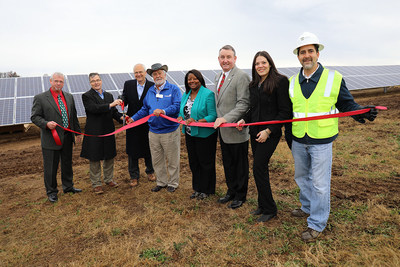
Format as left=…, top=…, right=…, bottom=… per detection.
left=289, top=32, right=378, bottom=242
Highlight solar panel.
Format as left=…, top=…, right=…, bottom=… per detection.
left=16, top=97, right=33, bottom=124
left=200, top=70, right=218, bottom=84
left=99, top=74, right=118, bottom=92
left=72, top=93, right=86, bottom=117
left=110, top=73, right=132, bottom=90
left=0, top=78, right=15, bottom=98
left=43, top=76, right=51, bottom=91
left=1, top=65, right=399, bottom=126
left=167, top=71, right=186, bottom=86
left=0, top=99, right=14, bottom=125
left=68, top=75, right=90, bottom=93
left=17, top=77, right=42, bottom=97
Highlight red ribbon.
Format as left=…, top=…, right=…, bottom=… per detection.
left=52, top=106, right=387, bottom=145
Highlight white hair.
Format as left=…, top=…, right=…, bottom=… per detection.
left=50, top=72, right=64, bottom=81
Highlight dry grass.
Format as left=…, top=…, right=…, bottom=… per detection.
left=0, top=87, right=399, bottom=266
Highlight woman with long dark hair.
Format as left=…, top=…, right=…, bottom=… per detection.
left=237, top=51, right=292, bottom=222
left=177, top=70, right=217, bottom=199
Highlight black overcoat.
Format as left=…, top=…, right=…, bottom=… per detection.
left=122, top=79, right=154, bottom=158
left=80, top=89, right=122, bottom=161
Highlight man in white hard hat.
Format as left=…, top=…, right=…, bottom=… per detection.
left=288, top=32, right=378, bottom=242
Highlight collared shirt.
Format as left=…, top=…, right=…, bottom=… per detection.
left=94, top=89, right=105, bottom=99
left=155, top=81, right=166, bottom=93
left=137, top=81, right=145, bottom=99
left=50, top=87, right=69, bottom=121
left=217, top=69, right=231, bottom=88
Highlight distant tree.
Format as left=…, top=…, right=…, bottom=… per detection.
left=0, top=71, right=20, bottom=78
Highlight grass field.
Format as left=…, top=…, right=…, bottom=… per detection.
left=0, top=87, right=399, bottom=266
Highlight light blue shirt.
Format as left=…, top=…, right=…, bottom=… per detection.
left=137, top=81, right=145, bottom=99
left=94, top=89, right=105, bottom=99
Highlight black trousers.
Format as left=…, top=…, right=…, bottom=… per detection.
left=250, top=135, right=281, bottom=214
left=219, top=136, right=249, bottom=201
left=185, top=132, right=217, bottom=194
left=42, top=132, right=74, bottom=196
left=128, top=155, right=154, bottom=180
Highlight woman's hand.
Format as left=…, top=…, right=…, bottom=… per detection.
left=255, top=128, right=271, bottom=143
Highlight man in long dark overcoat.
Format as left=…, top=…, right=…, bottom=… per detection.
left=80, top=73, right=123, bottom=194
left=122, top=64, right=156, bottom=187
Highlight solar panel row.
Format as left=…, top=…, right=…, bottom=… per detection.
left=0, top=65, right=399, bottom=126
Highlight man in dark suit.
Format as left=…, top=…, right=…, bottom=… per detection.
left=31, top=72, right=82, bottom=203
left=122, top=64, right=155, bottom=187
left=80, top=73, right=123, bottom=194
left=213, top=45, right=250, bottom=209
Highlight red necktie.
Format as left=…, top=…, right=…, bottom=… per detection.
left=217, top=73, right=225, bottom=95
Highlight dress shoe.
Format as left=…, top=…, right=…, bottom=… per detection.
left=48, top=194, right=58, bottom=203
left=64, top=187, right=82, bottom=194
left=147, top=173, right=156, bottom=182
left=167, top=186, right=176, bottom=193
left=107, top=181, right=119, bottom=188
left=218, top=194, right=234, bottom=204
left=250, top=208, right=263, bottom=215
left=228, top=200, right=244, bottom=209
left=197, top=193, right=208, bottom=200
left=256, top=213, right=277, bottom=222
left=151, top=185, right=166, bottom=192
left=93, top=186, right=104, bottom=194
left=190, top=192, right=200, bottom=199
left=129, top=179, right=138, bottom=187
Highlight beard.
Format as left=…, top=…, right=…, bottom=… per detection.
left=154, top=78, right=165, bottom=86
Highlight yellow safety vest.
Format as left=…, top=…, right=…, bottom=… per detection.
left=289, top=68, right=342, bottom=139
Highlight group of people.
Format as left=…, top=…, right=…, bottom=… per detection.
left=31, top=32, right=378, bottom=242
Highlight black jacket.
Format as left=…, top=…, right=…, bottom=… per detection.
left=245, top=76, right=292, bottom=137
left=80, top=89, right=122, bottom=161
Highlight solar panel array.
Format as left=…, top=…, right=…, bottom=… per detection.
left=1, top=65, right=399, bottom=126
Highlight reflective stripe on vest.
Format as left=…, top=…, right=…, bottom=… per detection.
left=289, top=68, right=342, bottom=139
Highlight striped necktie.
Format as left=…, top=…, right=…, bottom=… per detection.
left=58, top=95, right=69, bottom=128
left=217, top=73, right=226, bottom=95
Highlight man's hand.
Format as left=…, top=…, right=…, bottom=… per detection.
left=126, top=116, right=133, bottom=124
left=214, top=117, right=227, bottom=129
left=46, top=121, right=57, bottom=130
left=177, top=116, right=183, bottom=122
left=353, top=105, right=378, bottom=123
left=236, top=119, right=245, bottom=131
left=110, top=99, right=123, bottom=108
left=153, top=109, right=165, bottom=117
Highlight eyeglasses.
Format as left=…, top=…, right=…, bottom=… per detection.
left=90, top=79, right=101, bottom=83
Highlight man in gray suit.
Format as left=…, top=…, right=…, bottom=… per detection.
left=213, top=45, right=250, bottom=209
left=31, top=72, right=82, bottom=203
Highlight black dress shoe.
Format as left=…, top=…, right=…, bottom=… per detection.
left=167, top=186, right=176, bottom=193
left=250, top=208, right=263, bottom=215
left=48, top=194, right=58, bottom=203
left=190, top=192, right=200, bottom=199
left=64, top=188, right=82, bottom=194
left=151, top=185, right=166, bottom=192
left=228, top=200, right=244, bottom=209
left=257, top=213, right=277, bottom=222
left=218, top=194, right=234, bottom=204
left=197, top=193, right=208, bottom=200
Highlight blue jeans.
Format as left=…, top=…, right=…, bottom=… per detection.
left=292, top=140, right=332, bottom=232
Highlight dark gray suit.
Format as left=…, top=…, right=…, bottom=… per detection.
left=214, top=66, right=250, bottom=201
left=31, top=90, right=81, bottom=196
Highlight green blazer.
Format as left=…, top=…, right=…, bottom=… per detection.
left=179, top=86, right=217, bottom=138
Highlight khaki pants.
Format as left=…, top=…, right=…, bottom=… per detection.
left=89, top=158, right=114, bottom=187
left=149, top=128, right=180, bottom=188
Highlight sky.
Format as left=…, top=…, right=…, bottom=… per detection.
left=1, top=0, right=399, bottom=77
